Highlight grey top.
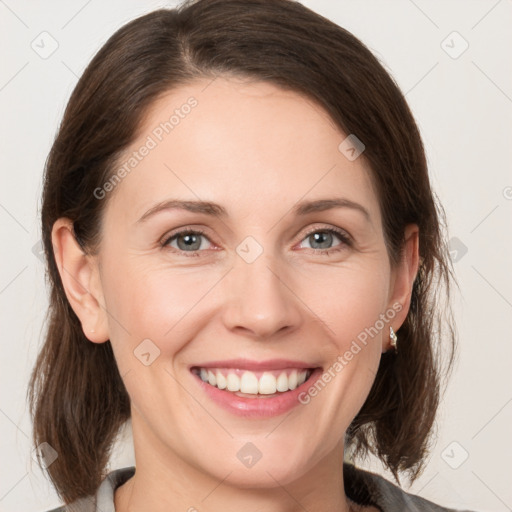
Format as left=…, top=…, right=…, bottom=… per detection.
left=44, top=463, right=476, bottom=512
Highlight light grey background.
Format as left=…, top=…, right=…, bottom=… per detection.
left=1, top=0, right=511, bottom=511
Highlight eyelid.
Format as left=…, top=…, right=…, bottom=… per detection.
left=298, top=224, right=352, bottom=245
left=160, top=225, right=211, bottom=247
left=295, top=225, right=353, bottom=255
left=160, top=223, right=353, bottom=255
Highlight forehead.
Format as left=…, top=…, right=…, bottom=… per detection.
left=105, top=77, right=380, bottom=225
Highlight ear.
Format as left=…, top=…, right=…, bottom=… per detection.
left=383, top=223, right=420, bottom=352
left=51, top=218, right=109, bottom=343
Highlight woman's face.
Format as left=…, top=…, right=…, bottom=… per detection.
left=69, top=77, right=416, bottom=487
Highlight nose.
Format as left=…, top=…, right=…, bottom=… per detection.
left=220, top=247, right=303, bottom=340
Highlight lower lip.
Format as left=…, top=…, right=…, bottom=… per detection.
left=191, top=367, right=324, bottom=418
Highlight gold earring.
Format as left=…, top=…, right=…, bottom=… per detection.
left=390, top=326, right=398, bottom=353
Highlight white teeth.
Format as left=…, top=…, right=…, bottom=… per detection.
left=276, top=371, right=289, bottom=392
left=196, top=368, right=312, bottom=394
left=240, top=372, right=259, bottom=393
left=226, top=373, right=240, bottom=392
left=259, top=372, right=277, bottom=394
left=288, top=370, right=298, bottom=390
left=216, top=370, right=227, bottom=389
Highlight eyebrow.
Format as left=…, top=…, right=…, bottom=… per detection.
left=136, top=197, right=371, bottom=223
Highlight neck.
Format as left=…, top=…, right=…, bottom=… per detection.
left=115, top=413, right=360, bottom=512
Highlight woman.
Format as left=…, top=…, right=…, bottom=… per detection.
left=28, top=0, right=474, bottom=510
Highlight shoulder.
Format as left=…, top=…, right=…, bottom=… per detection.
left=343, top=462, right=477, bottom=512
left=42, top=466, right=136, bottom=512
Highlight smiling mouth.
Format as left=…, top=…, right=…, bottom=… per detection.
left=190, top=366, right=319, bottom=397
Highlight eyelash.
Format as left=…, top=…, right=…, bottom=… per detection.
left=160, top=225, right=352, bottom=258
left=301, top=226, right=352, bottom=255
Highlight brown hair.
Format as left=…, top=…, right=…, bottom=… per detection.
left=27, top=0, right=457, bottom=505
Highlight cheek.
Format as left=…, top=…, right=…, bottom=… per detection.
left=101, top=245, right=390, bottom=366
left=308, top=262, right=390, bottom=345
left=100, top=255, right=220, bottom=353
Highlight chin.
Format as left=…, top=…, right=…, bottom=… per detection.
left=201, top=450, right=312, bottom=490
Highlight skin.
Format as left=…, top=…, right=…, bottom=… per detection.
left=52, top=77, right=419, bottom=512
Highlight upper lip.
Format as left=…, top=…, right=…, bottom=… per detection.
left=190, top=358, right=321, bottom=371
